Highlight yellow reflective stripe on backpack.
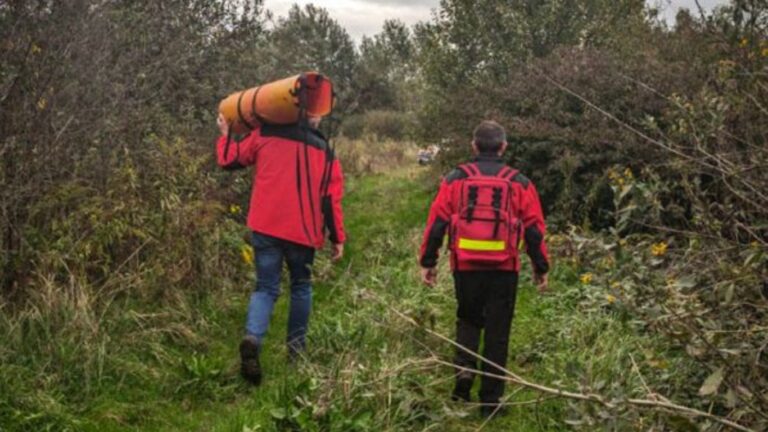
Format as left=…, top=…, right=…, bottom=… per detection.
left=458, top=238, right=506, bottom=251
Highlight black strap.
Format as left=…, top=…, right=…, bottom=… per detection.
left=236, top=91, right=256, bottom=130
left=250, top=86, right=268, bottom=126
left=223, top=128, right=233, bottom=161
left=466, top=185, right=478, bottom=223
left=294, top=145, right=312, bottom=243
left=294, top=74, right=319, bottom=240
left=491, top=187, right=502, bottom=237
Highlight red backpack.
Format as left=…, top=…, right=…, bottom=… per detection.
left=450, top=163, right=521, bottom=267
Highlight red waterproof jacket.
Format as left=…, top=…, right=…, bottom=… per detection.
left=419, top=155, right=549, bottom=272
left=216, top=123, right=345, bottom=249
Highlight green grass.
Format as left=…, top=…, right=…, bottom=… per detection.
left=1, top=165, right=686, bottom=431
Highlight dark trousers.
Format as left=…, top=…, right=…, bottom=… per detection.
left=453, top=271, right=518, bottom=404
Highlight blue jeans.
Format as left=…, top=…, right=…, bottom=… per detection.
left=245, top=232, right=315, bottom=353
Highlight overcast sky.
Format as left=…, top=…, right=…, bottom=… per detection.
left=262, top=0, right=730, bottom=41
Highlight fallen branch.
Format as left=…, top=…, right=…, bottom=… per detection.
left=368, top=290, right=756, bottom=432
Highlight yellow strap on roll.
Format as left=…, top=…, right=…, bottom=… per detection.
left=458, top=238, right=506, bottom=251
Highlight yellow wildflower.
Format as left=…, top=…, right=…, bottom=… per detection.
left=606, top=294, right=617, bottom=304
left=229, top=204, right=242, bottom=215
left=580, top=273, right=593, bottom=284
left=36, top=97, right=47, bottom=111
left=241, top=244, right=254, bottom=266
left=739, top=37, right=748, bottom=47
left=623, top=167, right=633, bottom=180
left=31, top=43, right=42, bottom=54
left=651, top=241, right=668, bottom=257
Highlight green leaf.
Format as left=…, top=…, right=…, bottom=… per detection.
left=270, top=408, right=287, bottom=420
left=698, top=367, right=724, bottom=396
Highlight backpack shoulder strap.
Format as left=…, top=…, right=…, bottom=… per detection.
left=499, top=166, right=519, bottom=182
left=458, top=162, right=480, bottom=177
left=497, top=166, right=513, bottom=179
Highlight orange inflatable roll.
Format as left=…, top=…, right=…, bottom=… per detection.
left=219, top=72, right=334, bottom=134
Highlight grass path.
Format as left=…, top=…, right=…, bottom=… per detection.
left=79, top=165, right=658, bottom=431
left=149, top=166, right=575, bottom=431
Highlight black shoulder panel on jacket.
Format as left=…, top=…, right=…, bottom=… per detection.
left=511, top=172, right=531, bottom=189
left=475, top=161, right=505, bottom=176
left=444, top=168, right=469, bottom=184
left=261, top=124, right=329, bottom=152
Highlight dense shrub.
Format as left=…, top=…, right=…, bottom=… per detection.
left=334, top=136, right=416, bottom=175
left=340, top=110, right=416, bottom=141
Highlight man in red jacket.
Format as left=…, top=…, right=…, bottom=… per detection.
left=419, top=120, right=549, bottom=418
left=216, top=113, right=345, bottom=385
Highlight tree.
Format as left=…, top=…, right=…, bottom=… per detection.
left=357, top=19, right=416, bottom=110
left=265, top=4, right=357, bottom=131
left=0, top=0, right=267, bottom=294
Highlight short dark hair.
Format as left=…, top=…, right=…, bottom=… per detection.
left=473, top=121, right=506, bottom=154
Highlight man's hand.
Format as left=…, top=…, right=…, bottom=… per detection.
left=534, top=272, right=549, bottom=294
left=331, top=243, right=344, bottom=262
left=217, top=113, right=230, bottom=136
left=421, top=267, right=437, bottom=286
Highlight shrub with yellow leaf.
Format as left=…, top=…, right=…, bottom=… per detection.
left=240, top=244, right=254, bottom=266
left=651, top=242, right=668, bottom=257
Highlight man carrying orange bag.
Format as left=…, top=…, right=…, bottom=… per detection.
left=216, top=103, right=345, bottom=385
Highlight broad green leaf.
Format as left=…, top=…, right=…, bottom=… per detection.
left=270, top=408, right=287, bottom=420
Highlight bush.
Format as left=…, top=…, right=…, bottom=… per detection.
left=340, top=110, right=416, bottom=141
left=0, top=136, right=251, bottom=431
left=334, top=136, right=417, bottom=176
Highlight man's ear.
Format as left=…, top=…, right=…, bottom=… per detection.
left=498, top=141, right=509, bottom=156
left=471, top=141, right=479, bottom=155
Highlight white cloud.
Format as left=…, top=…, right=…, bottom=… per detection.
left=262, top=0, right=731, bottom=42
left=263, top=0, right=439, bottom=41
left=652, top=0, right=730, bottom=23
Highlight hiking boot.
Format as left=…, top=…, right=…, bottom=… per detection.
left=480, top=403, right=507, bottom=419
left=451, top=375, right=473, bottom=402
left=239, top=336, right=262, bottom=385
left=451, top=388, right=471, bottom=402
left=287, top=339, right=304, bottom=363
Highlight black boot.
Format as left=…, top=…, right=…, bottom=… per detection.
left=239, top=336, right=262, bottom=385
left=451, top=371, right=473, bottom=402
left=480, top=402, right=506, bottom=419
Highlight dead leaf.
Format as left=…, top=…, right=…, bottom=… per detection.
left=698, top=367, right=724, bottom=396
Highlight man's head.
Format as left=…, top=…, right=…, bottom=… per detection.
left=471, top=120, right=507, bottom=156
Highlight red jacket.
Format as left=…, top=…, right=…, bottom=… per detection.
left=216, top=124, right=345, bottom=248
left=419, top=156, right=549, bottom=272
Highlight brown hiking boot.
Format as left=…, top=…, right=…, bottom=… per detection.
left=239, top=336, right=262, bottom=385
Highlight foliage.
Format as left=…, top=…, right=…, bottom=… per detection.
left=356, top=20, right=418, bottom=111
left=1, top=0, right=767, bottom=430
left=265, top=4, right=358, bottom=135
left=340, top=110, right=417, bottom=141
